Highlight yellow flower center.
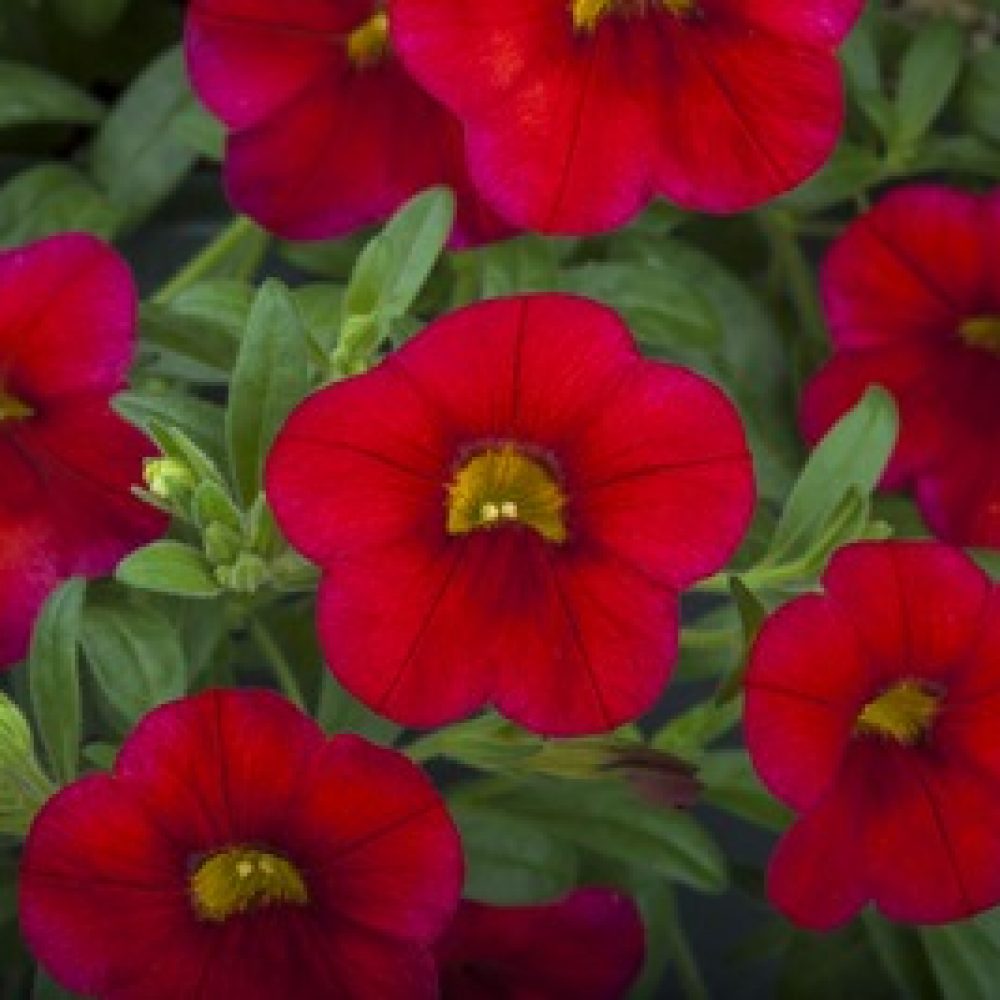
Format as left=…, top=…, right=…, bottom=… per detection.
left=446, top=444, right=568, bottom=544
left=347, top=11, right=390, bottom=68
left=855, top=680, right=941, bottom=746
left=959, top=315, right=1000, bottom=356
left=190, top=847, right=308, bottom=922
left=0, top=387, right=32, bottom=422
left=571, top=0, right=695, bottom=32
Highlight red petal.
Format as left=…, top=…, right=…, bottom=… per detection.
left=0, top=515, right=59, bottom=668
left=766, top=745, right=869, bottom=931
left=916, top=439, right=1000, bottom=549
left=0, top=234, right=135, bottom=405
left=570, top=361, right=754, bottom=587
left=315, top=536, right=497, bottom=728
left=390, top=295, right=637, bottom=446
left=864, top=745, right=1000, bottom=924
left=283, top=735, right=462, bottom=944
left=115, top=688, right=324, bottom=848
left=823, top=542, right=990, bottom=688
left=492, top=539, right=678, bottom=736
left=19, top=775, right=202, bottom=998
left=712, top=0, right=865, bottom=44
left=437, top=890, right=645, bottom=999
left=820, top=185, right=987, bottom=350
left=14, top=399, right=166, bottom=574
left=185, top=0, right=364, bottom=130
left=393, top=1, right=853, bottom=227
left=266, top=363, right=449, bottom=564
left=744, top=594, right=868, bottom=807
left=648, top=17, right=846, bottom=213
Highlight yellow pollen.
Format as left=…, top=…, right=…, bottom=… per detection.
left=347, top=11, right=390, bottom=68
left=0, top=387, right=32, bottom=422
left=855, top=680, right=941, bottom=746
left=190, top=847, right=308, bottom=923
left=959, top=315, right=1000, bottom=355
left=447, top=444, right=568, bottom=544
left=571, top=0, right=694, bottom=32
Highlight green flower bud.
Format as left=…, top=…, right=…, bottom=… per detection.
left=203, top=522, right=244, bottom=567
left=143, top=457, right=196, bottom=505
left=192, top=481, right=243, bottom=535
left=216, top=553, right=268, bottom=595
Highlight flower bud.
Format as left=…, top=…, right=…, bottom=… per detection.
left=143, top=456, right=196, bottom=506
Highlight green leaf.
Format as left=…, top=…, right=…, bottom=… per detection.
left=52, top=0, right=130, bottom=35
left=0, top=60, right=104, bottom=128
left=920, top=914, right=1000, bottom=1000
left=226, top=279, right=310, bottom=505
left=114, top=391, right=225, bottom=461
left=28, top=578, right=85, bottom=785
left=344, top=186, right=455, bottom=321
left=453, top=806, right=579, bottom=905
left=961, top=48, right=1000, bottom=144
left=316, top=674, right=401, bottom=746
left=486, top=779, right=728, bottom=893
left=140, top=279, right=250, bottom=376
left=0, top=164, right=120, bottom=247
left=82, top=596, right=187, bottom=727
left=778, top=143, right=883, bottom=213
left=170, top=101, right=225, bottom=161
left=559, top=262, right=721, bottom=351
left=88, top=45, right=198, bottom=226
left=891, top=19, right=965, bottom=154
left=116, top=542, right=222, bottom=598
left=768, top=386, right=898, bottom=565
left=863, top=914, right=939, bottom=1000
left=699, top=750, right=791, bottom=832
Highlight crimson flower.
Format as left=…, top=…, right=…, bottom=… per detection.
left=0, top=234, right=166, bottom=668
left=185, top=0, right=512, bottom=246
left=745, top=541, right=1000, bottom=930
left=801, top=185, right=1000, bottom=549
left=436, top=890, right=645, bottom=999
left=266, top=294, right=754, bottom=736
left=389, top=0, right=863, bottom=234
left=19, top=689, right=463, bottom=999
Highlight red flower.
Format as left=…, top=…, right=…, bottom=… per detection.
left=436, top=890, right=645, bottom=999
left=389, top=0, right=863, bottom=234
left=0, top=234, right=166, bottom=668
left=801, top=185, right=1000, bottom=549
left=185, top=0, right=512, bottom=246
left=19, top=688, right=463, bottom=999
left=266, top=294, right=754, bottom=736
left=745, top=541, right=1000, bottom=930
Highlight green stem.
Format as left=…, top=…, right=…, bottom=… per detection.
left=154, top=216, right=260, bottom=304
left=759, top=211, right=828, bottom=354
left=249, top=618, right=306, bottom=711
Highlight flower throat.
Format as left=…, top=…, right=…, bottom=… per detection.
left=571, top=0, right=696, bottom=32
left=190, top=847, right=308, bottom=922
left=447, top=444, right=567, bottom=544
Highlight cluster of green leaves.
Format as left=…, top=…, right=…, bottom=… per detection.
left=2, top=2, right=1000, bottom=998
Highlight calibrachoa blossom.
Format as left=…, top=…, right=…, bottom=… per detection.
left=19, top=688, right=463, bottom=999
left=745, top=541, right=1000, bottom=930
left=436, top=890, right=645, bottom=998
left=802, top=185, right=1000, bottom=549
left=266, top=294, right=754, bottom=736
left=185, top=0, right=512, bottom=246
left=0, top=234, right=166, bottom=669
left=390, top=0, right=864, bottom=233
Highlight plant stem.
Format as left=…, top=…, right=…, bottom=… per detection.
left=249, top=617, right=307, bottom=711
left=154, top=216, right=261, bottom=304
